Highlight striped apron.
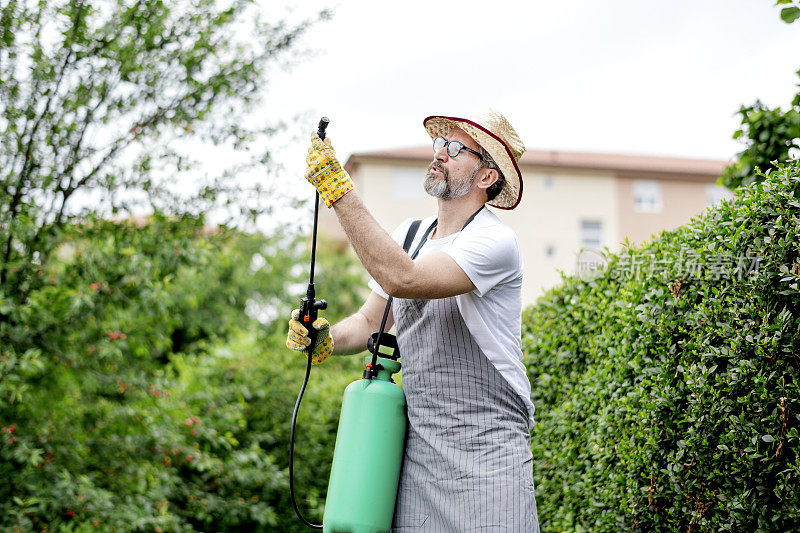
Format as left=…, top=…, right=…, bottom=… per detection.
left=390, top=293, right=539, bottom=532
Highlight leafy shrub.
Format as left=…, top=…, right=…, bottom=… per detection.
left=0, top=216, right=365, bottom=531
left=524, top=163, right=800, bottom=531
left=720, top=97, right=800, bottom=190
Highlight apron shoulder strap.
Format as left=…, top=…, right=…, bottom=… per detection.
left=402, top=219, right=422, bottom=253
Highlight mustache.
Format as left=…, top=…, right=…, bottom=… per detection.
left=427, top=161, right=447, bottom=176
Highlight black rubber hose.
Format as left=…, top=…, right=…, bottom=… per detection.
left=289, top=351, right=323, bottom=529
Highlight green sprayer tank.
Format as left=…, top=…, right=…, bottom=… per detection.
left=322, top=356, right=406, bottom=533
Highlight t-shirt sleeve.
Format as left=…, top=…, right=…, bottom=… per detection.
left=367, top=218, right=415, bottom=299
left=443, top=226, right=521, bottom=297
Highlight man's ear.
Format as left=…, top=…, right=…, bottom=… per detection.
left=476, top=168, right=499, bottom=191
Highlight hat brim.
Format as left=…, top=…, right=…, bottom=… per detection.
left=423, top=115, right=523, bottom=209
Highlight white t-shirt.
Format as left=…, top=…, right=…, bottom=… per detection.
left=368, top=208, right=535, bottom=424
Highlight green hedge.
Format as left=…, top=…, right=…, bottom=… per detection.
left=0, top=217, right=365, bottom=531
left=523, top=164, right=800, bottom=531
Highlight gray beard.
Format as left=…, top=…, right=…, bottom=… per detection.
left=424, top=162, right=480, bottom=200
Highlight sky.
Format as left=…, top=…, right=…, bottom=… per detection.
left=261, top=0, right=800, bottom=185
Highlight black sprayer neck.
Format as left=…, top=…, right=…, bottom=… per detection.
left=308, top=193, right=319, bottom=286
left=306, top=117, right=328, bottom=290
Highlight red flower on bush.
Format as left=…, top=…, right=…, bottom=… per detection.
left=90, top=283, right=100, bottom=290
left=107, top=330, right=127, bottom=340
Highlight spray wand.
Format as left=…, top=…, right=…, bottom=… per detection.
left=289, top=117, right=330, bottom=530
left=298, top=116, right=330, bottom=342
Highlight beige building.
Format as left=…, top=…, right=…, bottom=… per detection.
left=322, top=147, right=730, bottom=305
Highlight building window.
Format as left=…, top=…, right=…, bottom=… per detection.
left=633, top=180, right=663, bottom=213
left=545, top=244, right=556, bottom=261
left=543, top=175, right=554, bottom=190
left=706, top=184, right=733, bottom=207
left=392, top=168, right=425, bottom=200
left=580, top=220, right=603, bottom=248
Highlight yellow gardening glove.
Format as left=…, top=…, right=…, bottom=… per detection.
left=304, top=133, right=354, bottom=207
left=286, top=309, right=334, bottom=364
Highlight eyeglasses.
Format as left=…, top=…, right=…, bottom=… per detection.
left=432, top=136, right=484, bottom=160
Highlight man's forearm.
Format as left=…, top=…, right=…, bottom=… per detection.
left=331, top=312, right=373, bottom=355
left=332, top=192, right=413, bottom=296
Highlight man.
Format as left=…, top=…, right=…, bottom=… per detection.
left=287, top=110, right=539, bottom=532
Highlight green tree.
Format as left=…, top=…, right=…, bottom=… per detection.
left=777, top=0, right=800, bottom=23
left=0, top=0, right=328, bottom=302
left=719, top=2, right=800, bottom=189
left=0, top=1, right=362, bottom=529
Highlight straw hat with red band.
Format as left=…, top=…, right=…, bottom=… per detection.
left=423, top=110, right=525, bottom=210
